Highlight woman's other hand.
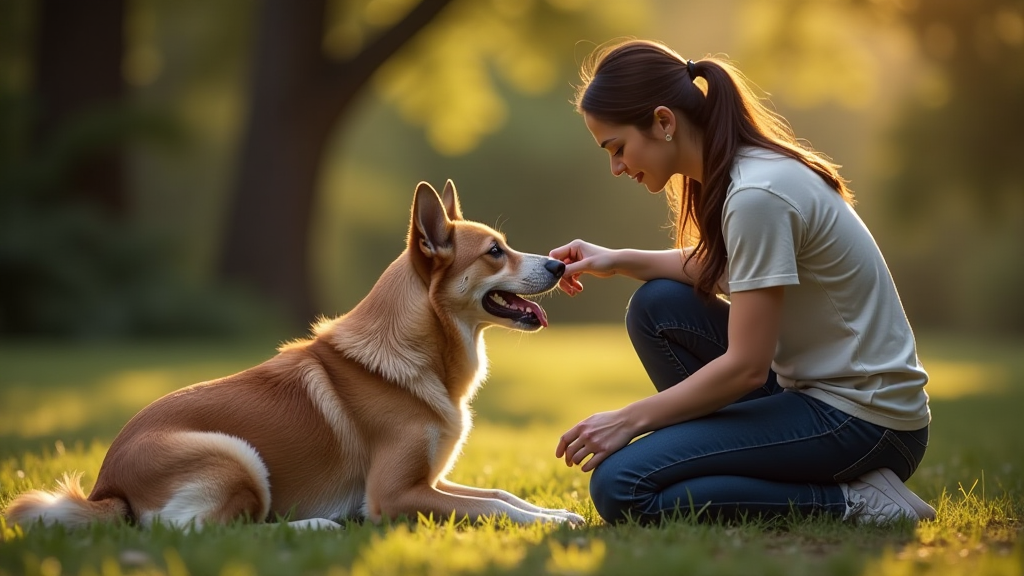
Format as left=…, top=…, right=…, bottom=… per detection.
left=555, top=409, right=637, bottom=472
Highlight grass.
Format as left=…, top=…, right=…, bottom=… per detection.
left=0, top=325, right=1021, bottom=575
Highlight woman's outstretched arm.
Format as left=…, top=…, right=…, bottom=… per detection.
left=549, top=240, right=706, bottom=295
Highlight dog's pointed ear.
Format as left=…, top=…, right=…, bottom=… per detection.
left=440, top=179, right=463, bottom=221
left=410, top=181, right=453, bottom=260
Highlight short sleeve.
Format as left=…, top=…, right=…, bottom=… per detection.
left=723, top=187, right=804, bottom=292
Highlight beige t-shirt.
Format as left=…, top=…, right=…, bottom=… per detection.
left=722, top=147, right=930, bottom=431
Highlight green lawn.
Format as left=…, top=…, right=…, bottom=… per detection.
left=1, top=326, right=1021, bottom=575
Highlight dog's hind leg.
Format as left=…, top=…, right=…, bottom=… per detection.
left=135, top=431, right=272, bottom=529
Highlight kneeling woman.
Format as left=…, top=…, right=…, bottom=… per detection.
left=550, top=39, right=934, bottom=525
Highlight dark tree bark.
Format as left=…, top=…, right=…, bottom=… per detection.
left=221, top=0, right=455, bottom=326
left=33, top=0, right=127, bottom=215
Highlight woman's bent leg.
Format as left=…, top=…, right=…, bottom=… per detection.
left=607, top=279, right=930, bottom=524
left=625, top=280, right=780, bottom=398
left=625, top=279, right=729, bottom=391
left=589, top=393, right=928, bottom=523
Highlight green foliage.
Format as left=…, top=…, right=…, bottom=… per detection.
left=4, top=0, right=1021, bottom=337
left=0, top=328, right=1022, bottom=575
left=372, top=0, right=653, bottom=155
left=876, top=0, right=1024, bottom=334
left=0, top=95, right=279, bottom=339
left=733, top=0, right=1024, bottom=334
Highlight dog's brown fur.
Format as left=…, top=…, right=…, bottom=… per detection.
left=5, top=180, right=582, bottom=529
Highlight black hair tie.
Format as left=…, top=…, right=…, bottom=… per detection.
left=686, top=59, right=697, bottom=81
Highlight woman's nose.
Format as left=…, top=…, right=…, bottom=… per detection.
left=610, top=158, right=625, bottom=177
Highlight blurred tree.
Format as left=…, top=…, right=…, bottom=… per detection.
left=32, top=0, right=128, bottom=215
left=221, top=0, right=455, bottom=326
left=841, top=0, right=1024, bottom=218
left=878, top=0, right=1024, bottom=333
left=736, top=0, right=1023, bottom=209
left=0, top=0, right=271, bottom=338
left=221, top=0, right=650, bottom=327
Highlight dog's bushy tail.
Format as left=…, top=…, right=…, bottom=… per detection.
left=5, top=472, right=128, bottom=528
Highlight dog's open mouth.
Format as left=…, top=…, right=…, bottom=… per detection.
left=483, top=290, right=549, bottom=328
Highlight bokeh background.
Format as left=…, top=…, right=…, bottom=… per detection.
left=1, top=0, right=1022, bottom=340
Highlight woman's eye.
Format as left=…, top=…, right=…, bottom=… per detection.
left=488, top=244, right=504, bottom=258
left=613, top=146, right=624, bottom=157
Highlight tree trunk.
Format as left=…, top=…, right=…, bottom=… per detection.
left=221, top=0, right=454, bottom=327
left=33, top=0, right=126, bottom=215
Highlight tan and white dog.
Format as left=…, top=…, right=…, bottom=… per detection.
left=5, top=180, right=583, bottom=530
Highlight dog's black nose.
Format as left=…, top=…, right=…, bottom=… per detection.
left=545, top=259, right=565, bottom=278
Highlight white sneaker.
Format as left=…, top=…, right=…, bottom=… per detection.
left=841, top=468, right=936, bottom=524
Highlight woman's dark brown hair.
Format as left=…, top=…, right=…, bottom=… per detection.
left=574, top=39, right=853, bottom=299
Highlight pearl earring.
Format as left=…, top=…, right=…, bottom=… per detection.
left=665, top=134, right=673, bottom=142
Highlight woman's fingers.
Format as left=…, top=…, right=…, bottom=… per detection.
left=550, top=240, right=618, bottom=295
left=580, top=451, right=606, bottom=473
left=557, top=424, right=597, bottom=468
left=550, top=239, right=598, bottom=265
left=557, top=277, right=578, bottom=295
left=557, top=410, right=635, bottom=471
left=556, top=426, right=583, bottom=464
left=556, top=259, right=586, bottom=295
left=549, top=240, right=582, bottom=263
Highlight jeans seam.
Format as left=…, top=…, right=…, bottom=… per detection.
left=653, top=322, right=727, bottom=350
left=651, top=323, right=727, bottom=380
left=652, top=330, right=690, bottom=378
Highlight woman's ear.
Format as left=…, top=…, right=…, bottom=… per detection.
left=653, top=106, right=676, bottom=139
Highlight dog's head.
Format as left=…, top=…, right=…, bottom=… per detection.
left=408, top=180, right=564, bottom=332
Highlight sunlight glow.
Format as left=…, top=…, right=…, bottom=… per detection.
left=995, top=8, right=1024, bottom=46
left=364, top=0, right=419, bottom=28
left=376, top=12, right=514, bottom=156
left=324, top=18, right=365, bottom=59
left=123, top=3, right=163, bottom=86
left=914, top=67, right=951, bottom=109
left=863, top=542, right=1023, bottom=575
left=737, top=0, right=882, bottom=109
left=0, top=370, right=178, bottom=437
left=921, top=361, right=1009, bottom=400
left=349, top=523, right=528, bottom=575
left=923, top=22, right=957, bottom=59
left=373, top=0, right=594, bottom=156
left=547, top=538, right=606, bottom=575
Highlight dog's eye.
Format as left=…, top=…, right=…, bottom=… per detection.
left=487, top=244, right=504, bottom=258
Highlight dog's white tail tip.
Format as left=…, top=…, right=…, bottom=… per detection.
left=5, top=472, right=127, bottom=528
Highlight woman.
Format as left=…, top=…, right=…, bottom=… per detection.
left=550, top=39, right=934, bottom=525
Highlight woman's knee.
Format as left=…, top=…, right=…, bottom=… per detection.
left=625, top=279, right=700, bottom=339
left=589, top=459, right=642, bottom=524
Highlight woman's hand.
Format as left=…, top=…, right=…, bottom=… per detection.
left=555, top=409, right=638, bottom=472
left=548, top=240, right=618, bottom=296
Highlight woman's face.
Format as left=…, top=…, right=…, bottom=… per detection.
left=583, top=112, right=675, bottom=193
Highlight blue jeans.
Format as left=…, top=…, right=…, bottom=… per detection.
left=589, top=279, right=929, bottom=524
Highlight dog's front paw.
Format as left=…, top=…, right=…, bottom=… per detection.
left=563, top=512, right=586, bottom=527
left=545, top=509, right=586, bottom=527
left=287, top=518, right=342, bottom=530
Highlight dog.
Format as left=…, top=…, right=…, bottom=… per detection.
left=5, top=180, right=584, bottom=530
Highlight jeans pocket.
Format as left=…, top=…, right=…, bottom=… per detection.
left=833, top=429, right=917, bottom=483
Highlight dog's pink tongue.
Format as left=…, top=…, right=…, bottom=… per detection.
left=527, top=301, right=549, bottom=327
